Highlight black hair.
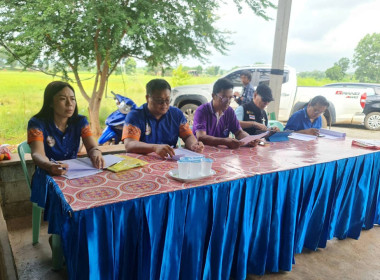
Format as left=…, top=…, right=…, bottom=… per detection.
left=33, top=81, right=79, bottom=123
left=256, top=83, right=273, bottom=101
left=240, top=70, right=252, bottom=81
left=146, top=79, right=171, bottom=96
left=309, top=95, right=330, bottom=108
left=212, top=78, right=234, bottom=95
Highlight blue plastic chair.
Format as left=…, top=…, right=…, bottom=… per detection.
left=17, top=141, right=64, bottom=270
left=268, top=120, right=285, bottom=131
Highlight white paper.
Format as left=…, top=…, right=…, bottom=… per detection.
left=240, top=131, right=269, bottom=146
left=76, top=154, right=123, bottom=168
left=170, top=147, right=204, bottom=161
left=60, top=154, right=123, bottom=179
left=318, top=128, right=346, bottom=140
left=353, top=139, right=380, bottom=146
left=288, top=133, right=317, bottom=141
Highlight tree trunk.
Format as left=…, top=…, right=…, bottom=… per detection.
left=88, top=98, right=102, bottom=136
left=88, top=62, right=109, bottom=137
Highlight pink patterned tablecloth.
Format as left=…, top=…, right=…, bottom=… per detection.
left=53, top=138, right=377, bottom=211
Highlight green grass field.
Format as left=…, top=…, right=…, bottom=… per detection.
left=0, top=70, right=216, bottom=145
left=0, top=70, right=347, bottom=145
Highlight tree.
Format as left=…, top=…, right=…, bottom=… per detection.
left=124, top=58, right=137, bottom=75
left=206, top=66, right=221, bottom=76
left=0, top=48, right=8, bottom=68
left=298, top=70, right=325, bottom=80
left=325, top=65, right=344, bottom=81
left=195, top=65, right=203, bottom=75
left=0, top=0, right=275, bottom=135
left=336, top=57, right=350, bottom=74
left=325, top=57, right=350, bottom=81
left=353, top=33, right=380, bottom=82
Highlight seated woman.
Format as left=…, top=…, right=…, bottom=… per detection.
left=122, top=79, right=204, bottom=158
left=284, top=95, right=329, bottom=135
left=27, top=81, right=104, bottom=176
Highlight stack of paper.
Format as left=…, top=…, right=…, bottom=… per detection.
left=60, top=154, right=123, bottom=179
left=318, top=129, right=346, bottom=140
left=352, top=139, right=380, bottom=150
left=288, top=133, right=317, bottom=141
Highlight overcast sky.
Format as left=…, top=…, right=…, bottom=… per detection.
left=178, top=0, right=380, bottom=72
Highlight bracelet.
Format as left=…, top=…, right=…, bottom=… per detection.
left=88, top=146, right=101, bottom=156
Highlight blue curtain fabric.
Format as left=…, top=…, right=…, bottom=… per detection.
left=31, top=152, right=380, bottom=280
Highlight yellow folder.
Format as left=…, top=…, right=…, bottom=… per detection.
left=106, top=155, right=148, bottom=172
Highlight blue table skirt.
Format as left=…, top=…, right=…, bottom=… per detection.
left=31, top=152, right=380, bottom=280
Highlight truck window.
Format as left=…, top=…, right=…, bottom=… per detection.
left=224, top=69, right=255, bottom=87
left=256, top=69, right=289, bottom=85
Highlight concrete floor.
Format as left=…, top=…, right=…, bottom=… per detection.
left=6, top=215, right=380, bottom=280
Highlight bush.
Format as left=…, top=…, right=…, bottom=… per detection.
left=172, top=65, right=190, bottom=87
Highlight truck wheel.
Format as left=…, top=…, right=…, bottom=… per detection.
left=180, top=104, right=198, bottom=126
left=364, top=112, right=380, bottom=130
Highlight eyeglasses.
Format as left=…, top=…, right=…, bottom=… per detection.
left=309, top=106, right=326, bottom=115
left=312, top=108, right=326, bottom=115
left=216, top=95, right=235, bottom=104
left=150, top=97, right=171, bottom=105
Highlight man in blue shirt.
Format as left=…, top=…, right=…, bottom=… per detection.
left=122, top=79, right=204, bottom=158
left=285, top=95, right=329, bottom=135
left=234, top=70, right=254, bottom=105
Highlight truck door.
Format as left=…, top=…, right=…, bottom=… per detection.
left=256, top=69, right=295, bottom=121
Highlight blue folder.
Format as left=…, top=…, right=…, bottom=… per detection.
left=265, top=130, right=293, bottom=142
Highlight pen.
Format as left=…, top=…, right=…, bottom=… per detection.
left=50, top=158, right=67, bottom=170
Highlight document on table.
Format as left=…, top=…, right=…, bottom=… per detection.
left=288, top=133, right=317, bottom=141
left=240, top=131, right=269, bottom=146
left=60, top=154, right=123, bottom=179
left=318, top=128, right=346, bottom=140
left=170, top=147, right=204, bottom=161
left=352, top=139, right=380, bottom=150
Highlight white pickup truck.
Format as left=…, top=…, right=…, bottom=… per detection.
left=170, top=64, right=377, bottom=127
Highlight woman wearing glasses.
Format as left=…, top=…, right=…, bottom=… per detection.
left=192, top=78, right=258, bottom=149
left=122, top=79, right=204, bottom=158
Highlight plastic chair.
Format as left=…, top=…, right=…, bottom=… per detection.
left=17, top=141, right=64, bottom=270
left=268, top=120, right=285, bottom=131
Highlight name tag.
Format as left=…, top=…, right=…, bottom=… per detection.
left=249, top=115, right=256, bottom=120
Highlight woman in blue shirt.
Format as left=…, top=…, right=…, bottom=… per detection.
left=27, top=81, right=104, bottom=176
left=285, top=95, right=329, bottom=135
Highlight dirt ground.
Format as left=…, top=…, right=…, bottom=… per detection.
left=328, top=124, right=379, bottom=140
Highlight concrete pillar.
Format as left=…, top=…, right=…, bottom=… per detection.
left=267, top=0, right=292, bottom=120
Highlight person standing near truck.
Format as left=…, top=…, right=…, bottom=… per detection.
left=284, top=95, right=329, bottom=135
left=234, top=70, right=254, bottom=105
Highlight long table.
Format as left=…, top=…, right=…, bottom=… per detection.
left=31, top=138, right=380, bottom=280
